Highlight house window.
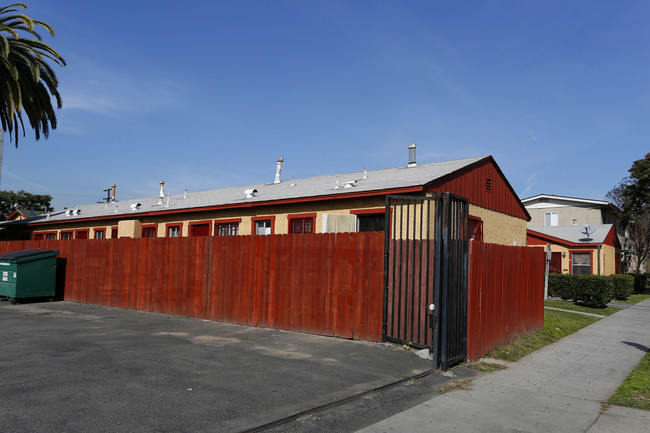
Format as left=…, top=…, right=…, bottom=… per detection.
left=189, top=222, right=211, bottom=237
left=45, top=232, right=56, bottom=240
left=216, top=222, right=239, bottom=236
left=357, top=214, right=385, bottom=232
left=75, top=229, right=89, bottom=239
left=288, top=214, right=316, bottom=234
left=167, top=224, right=181, bottom=238
left=544, top=212, right=558, bottom=227
left=141, top=225, right=157, bottom=238
left=60, top=231, right=73, bottom=240
left=571, top=252, right=591, bottom=275
left=252, top=216, right=275, bottom=236
left=469, top=216, right=483, bottom=241
left=290, top=217, right=314, bottom=234
left=255, top=220, right=272, bottom=235
left=94, top=229, right=105, bottom=239
left=111, top=226, right=118, bottom=238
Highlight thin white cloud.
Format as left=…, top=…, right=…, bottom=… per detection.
left=2, top=169, right=53, bottom=193
left=59, top=55, right=179, bottom=117
left=523, top=169, right=542, bottom=195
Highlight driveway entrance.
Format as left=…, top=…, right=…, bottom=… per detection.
left=0, top=301, right=435, bottom=432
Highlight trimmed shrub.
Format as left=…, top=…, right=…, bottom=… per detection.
left=574, top=275, right=614, bottom=308
left=633, top=274, right=648, bottom=292
left=610, top=274, right=634, bottom=300
left=548, top=274, right=580, bottom=301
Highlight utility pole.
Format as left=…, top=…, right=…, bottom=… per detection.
left=544, top=244, right=551, bottom=299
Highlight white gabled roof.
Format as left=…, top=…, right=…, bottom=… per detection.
left=521, top=194, right=610, bottom=208
left=528, top=224, right=613, bottom=244
left=19, top=156, right=489, bottom=225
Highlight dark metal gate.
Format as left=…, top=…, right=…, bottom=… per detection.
left=382, top=193, right=469, bottom=370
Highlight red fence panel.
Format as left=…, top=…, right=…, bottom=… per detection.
left=0, top=232, right=384, bottom=342
left=467, top=241, right=545, bottom=361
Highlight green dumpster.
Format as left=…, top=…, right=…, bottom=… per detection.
left=0, top=249, right=59, bottom=304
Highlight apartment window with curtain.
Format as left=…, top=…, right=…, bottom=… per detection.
left=571, top=252, right=591, bottom=275
left=167, top=224, right=181, bottom=238
left=255, top=220, right=272, bottom=235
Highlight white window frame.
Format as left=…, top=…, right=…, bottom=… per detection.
left=544, top=212, right=558, bottom=226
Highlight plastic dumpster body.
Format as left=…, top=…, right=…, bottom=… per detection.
left=0, top=249, right=59, bottom=304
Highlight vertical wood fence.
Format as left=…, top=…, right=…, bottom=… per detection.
left=1, top=235, right=544, bottom=359
left=0, top=233, right=385, bottom=341
left=467, top=241, right=545, bottom=361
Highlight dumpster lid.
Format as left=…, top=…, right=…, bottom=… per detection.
left=0, top=249, right=59, bottom=260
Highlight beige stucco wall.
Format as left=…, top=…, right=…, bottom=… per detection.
left=469, top=205, right=527, bottom=246
left=537, top=243, right=619, bottom=275
left=29, top=195, right=527, bottom=246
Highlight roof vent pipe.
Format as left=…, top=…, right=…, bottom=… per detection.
left=408, top=144, right=417, bottom=167
left=159, top=181, right=165, bottom=205
left=111, top=184, right=116, bottom=202
left=274, top=158, right=284, bottom=184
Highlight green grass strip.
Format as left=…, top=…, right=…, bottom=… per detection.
left=487, top=309, right=601, bottom=362
left=614, top=293, right=650, bottom=305
left=609, top=351, right=650, bottom=410
left=544, top=300, right=620, bottom=316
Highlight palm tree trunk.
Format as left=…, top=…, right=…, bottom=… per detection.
left=0, top=129, right=4, bottom=190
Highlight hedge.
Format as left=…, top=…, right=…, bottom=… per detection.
left=610, top=274, right=634, bottom=300
left=548, top=273, right=632, bottom=307
left=573, top=275, right=614, bottom=308
left=548, top=274, right=579, bottom=301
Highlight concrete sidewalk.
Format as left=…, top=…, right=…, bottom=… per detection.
left=359, top=299, right=650, bottom=433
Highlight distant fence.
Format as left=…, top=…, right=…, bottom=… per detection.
left=0, top=233, right=385, bottom=341
left=467, top=241, right=545, bottom=361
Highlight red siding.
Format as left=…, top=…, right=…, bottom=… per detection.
left=430, top=158, right=529, bottom=220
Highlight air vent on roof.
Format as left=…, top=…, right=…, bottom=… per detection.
left=244, top=189, right=258, bottom=199
left=130, top=203, right=141, bottom=211
left=274, top=158, right=284, bottom=184
left=408, top=144, right=417, bottom=167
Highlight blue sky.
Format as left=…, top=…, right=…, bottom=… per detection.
left=2, top=1, right=648, bottom=211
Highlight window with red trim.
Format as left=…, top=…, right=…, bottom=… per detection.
left=45, top=232, right=56, bottom=240
left=60, top=231, right=73, bottom=240
left=94, top=229, right=105, bottom=239
left=33, top=233, right=44, bottom=240
left=252, top=216, right=275, bottom=236
left=75, top=229, right=89, bottom=239
left=290, top=217, right=313, bottom=234
left=141, top=225, right=157, bottom=238
left=189, top=222, right=211, bottom=236
left=166, top=224, right=181, bottom=238
left=571, top=252, right=591, bottom=275
left=216, top=222, right=239, bottom=236
left=469, top=216, right=483, bottom=242
left=111, top=226, right=118, bottom=238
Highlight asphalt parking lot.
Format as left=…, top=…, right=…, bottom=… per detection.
left=0, top=300, right=469, bottom=432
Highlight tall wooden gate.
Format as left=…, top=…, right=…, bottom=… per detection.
left=382, top=193, right=469, bottom=370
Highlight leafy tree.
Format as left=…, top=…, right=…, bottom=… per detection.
left=0, top=188, right=52, bottom=219
left=608, top=153, right=650, bottom=274
left=0, top=3, right=66, bottom=145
